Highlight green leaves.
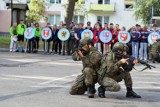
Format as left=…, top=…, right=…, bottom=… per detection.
left=135, top=0, right=160, bottom=25
left=62, top=0, right=88, bottom=17
left=26, top=0, right=50, bottom=22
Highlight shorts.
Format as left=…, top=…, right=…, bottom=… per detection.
left=17, top=35, right=24, bottom=42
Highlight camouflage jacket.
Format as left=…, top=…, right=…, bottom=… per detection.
left=72, top=47, right=102, bottom=71
left=98, top=51, right=133, bottom=78
left=150, top=42, right=160, bottom=53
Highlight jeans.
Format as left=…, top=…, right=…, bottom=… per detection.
left=10, top=36, right=17, bottom=52
left=94, top=42, right=101, bottom=53
left=132, top=42, right=139, bottom=58
left=139, top=42, right=148, bottom=60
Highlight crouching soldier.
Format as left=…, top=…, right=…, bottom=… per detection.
left=149, top=39, right=160, bottom=63
left=70, top=37, right=102, bottom=98
left=97, top=42, right=141, bottom=98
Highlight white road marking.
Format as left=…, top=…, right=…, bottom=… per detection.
left=39, top=73, right=80, bottom=85
left=0, top=73, right=80, bottom=84
left=39, top=61, right=82, bottom=66
left=1, top=74, right=60, bottom=80
left=0, top=77, right=22, bottom=80
left=3, top=58, right=82, bottom=66
left=31, top=85, right=70, bottom=88
left=4, top=58, right=45, bottom=63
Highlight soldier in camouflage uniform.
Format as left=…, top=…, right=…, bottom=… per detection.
left=70, top=37, right=102, bottom=98
left=97, top=42, right=141, bottom=98
left=149, top=39, right=160, bottom=63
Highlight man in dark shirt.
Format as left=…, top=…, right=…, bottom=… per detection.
left=139, top=26, right=149, bottom=61
left=131, top=24, right=141, bottom=58
left=75, top=23, right=84, bottom=48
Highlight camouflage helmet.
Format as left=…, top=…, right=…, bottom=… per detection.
left=79, top=37, right=93, bottom=46
left=112, top=42, right=129, bottom=52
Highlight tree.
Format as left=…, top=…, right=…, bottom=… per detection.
left=134, top=0, right=160, bottom=25
left=26, top=0, right=50, bottom=22
left=65, top=0, right=78, bottom=27
left=64, top=0, right=88, bottom=27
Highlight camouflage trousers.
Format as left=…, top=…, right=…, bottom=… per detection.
left=149, top=52, right=160, bottom=62
left=70, top=67, right=97, bottom=95
left=99, top=72, right=132, bottom=92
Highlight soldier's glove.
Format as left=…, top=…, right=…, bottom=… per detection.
left=121, top=59, right=134, bottom=72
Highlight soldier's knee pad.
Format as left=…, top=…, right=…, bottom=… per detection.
left=112, top=84, right=121, bottom=92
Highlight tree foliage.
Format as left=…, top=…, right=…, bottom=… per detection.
left=135, top=0, right=160, bottom=25
left=62, top=0, right=88, bottom=17
left=26, top=0, right=50, bottom=22
left=64, top=0, right=88, bottom=27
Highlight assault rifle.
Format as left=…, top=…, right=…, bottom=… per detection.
left=116, top=53, right=156, bottom=71
left=98, top=53, right=156, bottom=84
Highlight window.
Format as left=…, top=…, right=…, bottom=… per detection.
left=73, top=16, right=78, bottom=25
left=20, top=10, right=25, bottom=21
left=80, top=16, right=84, bottom=24
left=104, top=0, right=110, bottom=4
left=73, top=16, right=84, bottom=25
left=55, top=15, right=60, bottom=25
left=48, top=15, right=54, bottom=25
left=48, top=15, right=60, bottom=25
left=50, top=0, right=61, bottom=4
left=124, top=0, right=134, bottom=10
left=97, top=16, right=109, bottom=27
left=98, top=0, right=103, bottom=4
left=125, top=4, right=133, bottom=9
left=97, top=16, right=102, bottom=23
left=104, top=16, right=109, bottom=24
left=13, top=10, right=17, bottom=23
left=98, top=0, right=110, bottom=4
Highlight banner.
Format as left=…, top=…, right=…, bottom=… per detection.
left=41, top=27, right=52, bottom=40
left=99, top=30, right=112, bottom=43
left=118, top=31, right=131, bottom=43
left=24, top=27, right=35, bottom=40
left=81, top=29, right=93, bottom=39
left=148, top=32, right=160, bottom=44
left=58, top=28, right=70, bottom=41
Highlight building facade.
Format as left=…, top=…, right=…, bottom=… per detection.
left=0, top=0, right=141, bottom=33
left=0, top=0, right=28, bottom=35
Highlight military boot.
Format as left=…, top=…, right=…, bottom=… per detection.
left=126, top=87, right=141, bottom=98
left=93, top=85, right=96, bottom=94
left=87, top=85, right=95, bottom=98
left=98, top=86, right=106, bottom=98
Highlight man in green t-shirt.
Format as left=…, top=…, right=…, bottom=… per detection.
left=9, top=22, right=18, bottom=52
left=34, top=23, right=41, bottom=52
left=17, top=19, right=26, bottom=52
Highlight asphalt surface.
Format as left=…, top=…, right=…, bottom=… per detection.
left=0, top=51, right=160, bottom=107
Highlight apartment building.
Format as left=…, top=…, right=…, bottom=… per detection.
left=46, top=0, right=142, bottom=29
left=0, top=0, right=142, bottom=34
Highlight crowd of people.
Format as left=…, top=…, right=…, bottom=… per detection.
left=9, top=19, right=160, bottom=62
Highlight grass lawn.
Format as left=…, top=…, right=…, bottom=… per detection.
left=0, top=36, right=44, bottom=49
left=0, top=36, right=10, bottom=48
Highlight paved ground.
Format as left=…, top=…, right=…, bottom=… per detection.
left=0, top=52, right=160, bottom=107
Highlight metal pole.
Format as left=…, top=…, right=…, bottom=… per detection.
left=11, top=0, right=13, bottom=26
left=45, top=40, right=47, bottom=53
left=26, top=39, right=29, bottom=52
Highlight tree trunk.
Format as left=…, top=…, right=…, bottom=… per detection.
left=65, top=0, right=76, bottom=28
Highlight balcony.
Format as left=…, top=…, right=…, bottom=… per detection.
left=90, top=4, right=115, bottom=13
left=5, top=0, right=29, bottom=10
left=124, top=0, right=135, bottom=5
